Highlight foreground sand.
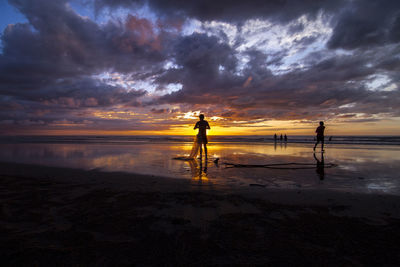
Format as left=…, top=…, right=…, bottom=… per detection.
left=1, top=162, right=400, bottom=266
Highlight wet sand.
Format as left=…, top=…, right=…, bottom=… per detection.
left=1, top=141, right=400, bottom=194
left=1, top=162, right=400, bottom=266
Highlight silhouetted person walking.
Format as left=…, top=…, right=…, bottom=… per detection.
left=313, top=121, right=325, bottom=151
left=284, top=134, right=287, bottom=142
left=194, top=114, right=210, bottom=159
left=280, top=134, right=283, bottom=141
left=274, top=133, right=277, bottom=142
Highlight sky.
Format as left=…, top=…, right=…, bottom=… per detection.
left=0, top=0, right=399, bottom=136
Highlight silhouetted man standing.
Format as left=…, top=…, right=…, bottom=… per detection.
left=194, top=114, right=210, bottom=158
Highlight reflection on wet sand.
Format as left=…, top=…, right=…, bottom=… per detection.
left=0, top=142, right=399, bottom=194
left=314, top=152, right=325, bottom=180
left=186, top=158, right=212, bottom=186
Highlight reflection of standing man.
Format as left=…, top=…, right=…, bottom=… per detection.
left=313, top=152, right=325, bottom=180
left=194, top=114, right=210, bottom=159
left=313, top=121, right=325, bottom=152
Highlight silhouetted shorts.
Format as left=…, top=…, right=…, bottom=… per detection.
left=197, top=134, right=208, bottom=144
left=316, top=135, right=324, bottom=142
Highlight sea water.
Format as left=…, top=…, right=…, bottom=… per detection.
left=0, top=135, right=399, bottom=194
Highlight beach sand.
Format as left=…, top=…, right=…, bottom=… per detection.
left=1, top=162, right=400, bottom=266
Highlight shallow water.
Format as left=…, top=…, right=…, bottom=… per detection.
left=0, top=141, right=399, bottom=194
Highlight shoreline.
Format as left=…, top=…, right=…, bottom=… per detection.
left=1, top=134, right=400, bottom=146
left=1, top=162, right=400, bottom=265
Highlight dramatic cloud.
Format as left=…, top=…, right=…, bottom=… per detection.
left=0, top=0, right=399, bottom=134
left=94, top=0, right=346, bottom=23
left=328, top=0, right=400, bottom=49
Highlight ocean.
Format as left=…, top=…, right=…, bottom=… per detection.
left=0, top=135, right=399, bottom=194
left=1, top=135, right=400, bottom=145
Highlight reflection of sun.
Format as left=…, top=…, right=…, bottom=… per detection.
left=191, top=174, right=210, bottom=185
left=185, top=159, right=212, bottom=185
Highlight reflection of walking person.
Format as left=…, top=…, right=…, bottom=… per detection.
left=313, top=121, right=325, bottom=152
left=313, top=152, right=325, bottom=180
left=194, top=114, right=210, bottom=158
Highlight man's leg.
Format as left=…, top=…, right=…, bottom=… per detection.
left=313, top=140, right=319, bottom=151
left=199, top=144, right=202, bottom=158
left=204, top=144, right=207, bottom=158
left=321, top=140, right=324, bottom=151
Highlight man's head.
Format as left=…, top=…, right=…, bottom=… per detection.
left=199, top=114, right=205, bottom=120
left=319, top=121, right=324, bottom=126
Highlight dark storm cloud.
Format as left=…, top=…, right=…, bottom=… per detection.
left=155, top=32, right=243, bottom=102
left=327, top=0, right=400, bottom=49
left=95, top=0, right=400, bottom=50
left=0, top=0, right=185, bottom=131
left=0, top=87, right=145, bottom=135
left=1, top=0, right=172, bottom=115
left=33, top=78, right=146, bottom=107
left=94, top=0, right=346, bottom=23
left=154, top=32, right=400, bottom=121
left=0, top=78, right=145, bottom=129
left=3, top=0, right=168, bottom=78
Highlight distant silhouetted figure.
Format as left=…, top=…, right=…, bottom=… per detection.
left=274, top=133, right=277, bottom=142
left=284, top=134, right=287, bottom=142
left=194, top=114, right=210, bottom=158
left=313, top=121, right=325, bottom=151
left=313, top=152, right=325, bottom=180
left=280, top=134, right=283, bottom=141
left=329, top=136, right=332, bottom=142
